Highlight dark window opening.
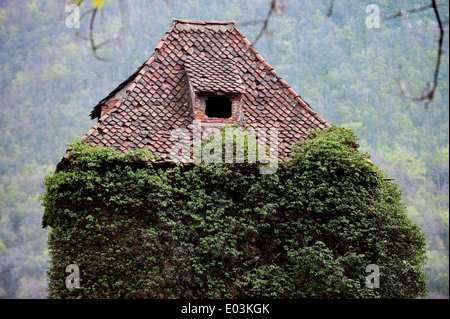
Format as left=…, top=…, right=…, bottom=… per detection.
left=205, top=96, right=232, bottom=118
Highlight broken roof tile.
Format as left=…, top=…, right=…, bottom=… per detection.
left=81, top=19, right=329, bottom=164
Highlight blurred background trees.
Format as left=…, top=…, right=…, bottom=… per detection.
left=0, top=0, right=448, bottom=298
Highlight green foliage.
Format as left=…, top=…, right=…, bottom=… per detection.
left=0, top=0, right=447, bottom=299
left=41, top=126, right=428, bottom=298
left=0, top=239, right=7, bottom=256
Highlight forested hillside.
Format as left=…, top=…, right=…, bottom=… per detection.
left=0, top=0, right=448, bottom=298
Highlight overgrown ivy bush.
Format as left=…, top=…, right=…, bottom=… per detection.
left=41, top=126, right=428, bottom=298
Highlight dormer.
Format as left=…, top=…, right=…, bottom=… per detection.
left=184, top=56, right=245, bottom=125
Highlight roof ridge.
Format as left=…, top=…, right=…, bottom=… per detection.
left=76, top=18, right=331, bottom=166
left=172, top=18, right=235, bottom=25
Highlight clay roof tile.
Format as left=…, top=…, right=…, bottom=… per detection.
left=80, top=19, right=329, bottom=164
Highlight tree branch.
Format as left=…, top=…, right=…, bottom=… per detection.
left=326, top=0, right=445, bottom=107
left=252, top=0, right=276, bottom=45
left=326, top=0, right=335, bottom=17
left=66, top=2, right=122, bottom=61
left=238, top=19, right=268, bottom=27
left=396, top=0, right=444, bottom=106
left=89, top=8, right=107, bottom=61
left=382, top=4, right=433, bottom=20
left=239, top=0, right=286, bottom=46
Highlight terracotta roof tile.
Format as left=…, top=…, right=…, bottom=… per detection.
left=82, top=19, right=329, bottom=163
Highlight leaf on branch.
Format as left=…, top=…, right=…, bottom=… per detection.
left=92, top=0, right=105, bottom=9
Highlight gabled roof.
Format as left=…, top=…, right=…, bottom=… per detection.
left=82, top=19, right=329, bottom=163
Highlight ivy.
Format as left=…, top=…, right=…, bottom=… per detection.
left=41, top=125, right=428, bottom=298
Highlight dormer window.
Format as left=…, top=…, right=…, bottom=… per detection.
left=184, top=56, right=245, bottom=125
left=205, top=96, right=232, bottom=119
left=194, top=93, right=242, bottom=124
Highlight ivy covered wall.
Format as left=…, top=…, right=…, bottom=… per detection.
left=41, top=126, right=428, bottom=298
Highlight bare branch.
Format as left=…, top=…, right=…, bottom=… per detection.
left=74, top=8, right=95, bottom=41
left=326, top=0, right=445, bottom=107
left=95, top=32, right=122, bottom=49
left=326, top=0, right=335, bottom=17
left=382, top=4, right=433, bottom=20
left=239, top=0, right=286, bottom=46
left=64, top=2, right=122, bottom=61
left=252, top=0, right=276, bottom=45
left=396, top=0, right=444, bottom=106
left=80, top=7, right=95, bottom=21
left=325, top=1, right=439, bottom=19
left=88, top=8, right=107, bottom=61
left=271, top=252, right=281, bottom=266
left=75, top=31, right=89, bottom=41
left=238, top=19, right=267, bottom=27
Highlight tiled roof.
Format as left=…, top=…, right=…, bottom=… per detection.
left=185, top=56, right=245, bottom=93
left=82, top=19, right=329, bottom=163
